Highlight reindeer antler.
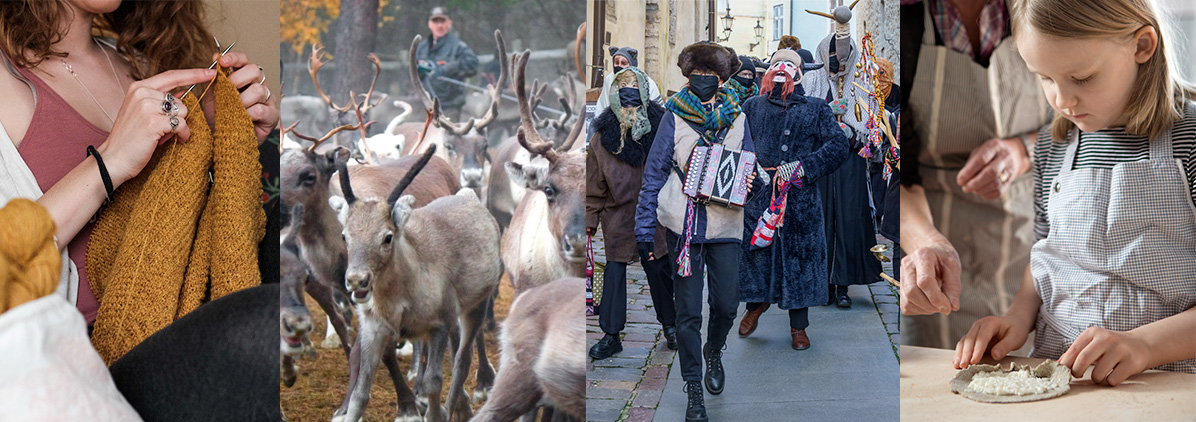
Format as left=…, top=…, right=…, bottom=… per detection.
left=558, top=98, right=585, bottom=152
left=574, top=22, right=585, bottom=84
left=387, top=145, right=438, bottom=206
left=356, top=53, right=386, bottom=115
left=337, top=159, right=357, bottom=204
left=309, top=46, right=353, bottom=113
left=292, top=123, right=362, bottom=153
left=513, top=50, right=559, bottom=163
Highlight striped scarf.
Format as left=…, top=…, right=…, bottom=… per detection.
left=724, top=78, right=757, bottom=106
left=665, top=87, right=741, bottom=145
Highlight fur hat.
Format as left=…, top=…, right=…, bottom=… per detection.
left=677, top=42, right=739, bottom=81
left=778, top=35, right=801, bottom=50
left=608, top=46, right=639, bottom=67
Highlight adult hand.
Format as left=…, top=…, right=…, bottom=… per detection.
left=957, top=137, right=1031, bottom=200
left=637, top=242, right=655, bottom=261
left=1058, top=326, right=1152, bottom=386
left=100, top=68, right=215, bottom=186
left=953, top=315, right=1032, bottom=369
left=900, top=233, right=962, bottom=315
left=216, top=52, right=280, bottom=143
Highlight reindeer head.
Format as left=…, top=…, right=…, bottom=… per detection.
left=280, top=205, right=314, bottom=357
left=410, top=30, right=508, bottom=189
left=339, top=146, right=438, bottom=304
left=281, top=144, right=352, bottom=214
left=506, top=50, right=587, bottom=265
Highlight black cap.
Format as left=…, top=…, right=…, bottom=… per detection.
left=429, top=7, right=449, bottom=20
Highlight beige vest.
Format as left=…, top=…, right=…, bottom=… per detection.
left=657, top=112, right=747, bottom=242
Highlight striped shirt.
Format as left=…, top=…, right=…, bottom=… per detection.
left=1032, top=112, right=1196, bottom=240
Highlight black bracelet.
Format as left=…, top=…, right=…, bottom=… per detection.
left=86, top=145, right=114, bottom=203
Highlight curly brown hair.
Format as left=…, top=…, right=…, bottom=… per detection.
left=0, top=0, right=215, bottom=80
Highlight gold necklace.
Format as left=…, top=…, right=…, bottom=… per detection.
left=59, top=38, right=125, bottom=124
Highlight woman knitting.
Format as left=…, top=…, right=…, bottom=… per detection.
left=0, top=1, right=278, bottom=419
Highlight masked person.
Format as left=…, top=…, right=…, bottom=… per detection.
left=737, top=49, right=848, bottom=350
left=595, top=46, right=662, bottom=111
left=414, top=6, right=479, bottom=120
left=725, top=55, right=758, bottom=105
left=636, top=42, right=755, bottom=422
left=802, top=19, right=883, bottom=308
left=587, top=67, right=675, bottom=360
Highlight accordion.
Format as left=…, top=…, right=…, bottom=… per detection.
left=682, top=144, right=757, bottom=207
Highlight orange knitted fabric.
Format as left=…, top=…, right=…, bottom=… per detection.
left=86, top=71, right=265, bottom=364
left=0, top=198, right=61, bottom=314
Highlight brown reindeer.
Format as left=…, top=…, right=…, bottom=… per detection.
left=502, top=50, right=587, bottom=296
left=393, top=30, right=508, bottom=196
left=335, top=145, right=503, bottom=422
left=280, top=213, right=315, bottom=388
left=470, top=278, right=585, bottom=422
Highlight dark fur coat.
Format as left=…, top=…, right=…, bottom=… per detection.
left=738, top=88, right=849, bottom=310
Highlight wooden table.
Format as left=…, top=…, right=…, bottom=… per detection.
left=901, top=346, right=1196, bottom=421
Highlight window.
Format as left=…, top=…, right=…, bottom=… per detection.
left=773, top=5, right=784, bottom=41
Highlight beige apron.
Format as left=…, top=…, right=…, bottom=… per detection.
left=902, top=7, right=1052, bottom=349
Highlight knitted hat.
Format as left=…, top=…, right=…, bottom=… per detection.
left=677, top=42, right=738, bottom=81
left=608, top=46, right=639, bottom=67
left=769, top=48, right=823, bottom=72
left=736, top=55, right=756, bottom=78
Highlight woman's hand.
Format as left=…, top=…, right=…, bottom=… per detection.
left=957, top=136, right=1031, bottom=200
left=900, top=232, right=962, bottom=315
left=1058, top=327, right=1152, bottom=386
left=100, top=68, right=215, bottom=186
left=215, top=52, right=279, bottom=143
left=954, top=315, right=1032, bottom=369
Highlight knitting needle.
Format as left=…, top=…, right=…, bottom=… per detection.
left=180, top=42, right=236, bottom=100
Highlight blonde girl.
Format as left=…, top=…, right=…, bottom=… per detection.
left=954, top=0, right=1196, bottom=385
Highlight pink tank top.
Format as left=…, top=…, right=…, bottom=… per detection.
left=14, top=65, right=106, bottom=326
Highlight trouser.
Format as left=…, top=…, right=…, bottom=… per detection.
left=596, top=251, right=678, bottom=335
left=667, top=231, right=740, bottom=382
left=108, top=284, right=280, bottom=422
left=746, top=303, right=809, bottom=330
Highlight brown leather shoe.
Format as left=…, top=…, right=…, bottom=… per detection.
left=738, top=302, right=770, bottom=337
left=791, top=329, right=810, bottom=350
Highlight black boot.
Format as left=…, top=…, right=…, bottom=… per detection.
left=703, top=343, right=725, bottom=395
left=684, top=380, right=708, bottom=422
left=837, top=285, right=852, bottom=308
left=663, top=326, right=678, bottom=350
left=588, top=333, right=622, bottom=360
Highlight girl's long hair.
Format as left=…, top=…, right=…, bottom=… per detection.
left=0, top=1, right=215, bottom=80
left=1013, top=0, right=1196, bottom=141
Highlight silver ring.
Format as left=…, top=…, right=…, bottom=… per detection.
left=169, top=115, right=180, bottom=132
left=264, top=86, right=271, bottom=102
left=258, top=66, right=266, bottom=85
left=162, top=99, right=174, bottom=115
left=998, top=170, right=1010, bottom=183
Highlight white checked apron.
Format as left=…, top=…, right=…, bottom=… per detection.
left=1030, top=107, right=1196, bottom=373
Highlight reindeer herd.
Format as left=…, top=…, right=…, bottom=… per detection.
left=279, top=29, right=586, bottom=422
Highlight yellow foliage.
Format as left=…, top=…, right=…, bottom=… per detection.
left=280, top=0, right=340, bottom=55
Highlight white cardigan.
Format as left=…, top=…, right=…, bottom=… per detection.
left=0, top=52, right=142, bottom=421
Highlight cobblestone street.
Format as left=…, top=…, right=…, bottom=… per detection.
left=586, top=230, right=899, bottom=422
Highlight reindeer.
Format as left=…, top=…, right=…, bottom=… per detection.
left=280, top=220, right=315, bottom=388
left=335, top=145, right=503, bottom=422
left=392, top=30, right=509, bottom=197
left=501, top=50, right=587, bottom=296
left=470, top=278, right=585, bottom=422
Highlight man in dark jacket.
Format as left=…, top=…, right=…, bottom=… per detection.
left=586, top=67, right=675, bottom=361
left=414, top=7, right=479, bottom=119
left=635, top=42, right=756, bottom=422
